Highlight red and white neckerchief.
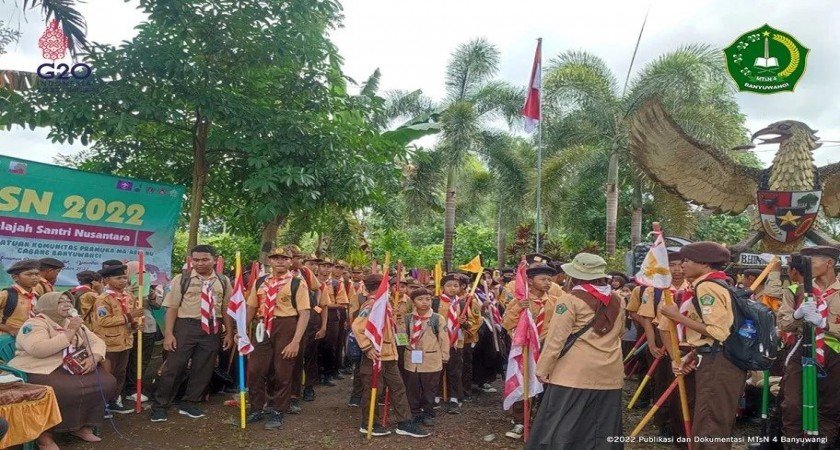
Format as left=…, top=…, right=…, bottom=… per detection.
left=530, top=295, right=546, bottom=337
left=261, top=273, right=292, bottom=337
left=573, top=283, right=613, bottom=305
left=13, top=284, right=37, bottom=318
left=200, top=278, right=218, bottom=335
left=441, top=295, right=460, bottom=346
left=409, top=313, right=428, bottom=349
left=811, top=285, right=837, bottom=366
left=105, top=288, right=129, bottom=315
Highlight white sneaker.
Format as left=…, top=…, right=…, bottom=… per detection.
left=125, top=393, right=149, bottom=403
left=505, top=424, right=524, bottom=439
left=481, top=383, right=498, bottom=393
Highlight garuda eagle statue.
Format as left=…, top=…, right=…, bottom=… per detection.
left=629, top=98, right=840, bottom=254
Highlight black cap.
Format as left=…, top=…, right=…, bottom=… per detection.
left=99, top=264, right=127, bottom=278
left=76, top=270, right=102, bottom=284
left=524, top=253, right=552, bottom=266
left=101, top=259, right=124, bottom=269
left=800, top=246, right=840, bottom=261
left=39, top=257, right=65, bottom=269
left=676, top=242, right=731, bottom=265
left=6, top=259, right=41, bottom=275
left=410, top=288, right=433, bottom=300
left=526, top=266, right=557, bottom=277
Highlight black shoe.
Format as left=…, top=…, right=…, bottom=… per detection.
left=287, top=399, right=301, bottom=415
left=358, top=424, right=391, bottom=436
left=246, top=410, right=264, bottom=424
left=149, top=408, right=167, bottom=423
left=321, top=377, right=336, bottom=387
left=462, top=394, right=473, bottom=403
left=446, top=400, right=460, bottom=415
left=178, top=406, right=206, bottom=419
left=348, top=396, right=361, bottom=407
left=396, top=420, right=430, bottom=438
left=340, top=367, right=354, bottom=375
left=107, top=402, right=134, bottom=415
left=264, top=411, right=284, bottom=429
left=420, top=413, right=435, bottom=427
left=303, top=387, right=315, bottom=402
left=332, top=373, right=345, bottom=380
left=222, top=386, right=240, bottom=394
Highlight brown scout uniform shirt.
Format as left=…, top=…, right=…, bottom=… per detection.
left=436, top=296, right=472, bottom=349
left=657, top=272, right=733, bottom=347
left=778, top=279, right=840, bottom=340
left=246, top=275, right=310, bottom=317
left=536, top=291, right=626, bottom=390
left=32, top=277, right=54, bottom=297
left=331, top=278, right=349, bottom=306
left=399, top=312, right=450, bottom=372
left=502, top=291, right=557, bottom=342
left=92, top=289, right=136, bottom=352
left=163, top=271, right=230, bottom=320
left=0, top=285, right=38, bottom=333
left=77, top=289, right=100, bottom=326
left=501, top=280, right=564, bottom=309
left=462, top=294, right=483, bottom=345
left=352, top=298, right=397, bottom=361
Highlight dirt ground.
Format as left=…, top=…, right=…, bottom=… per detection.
left=54, top=347, right=760, bottom=450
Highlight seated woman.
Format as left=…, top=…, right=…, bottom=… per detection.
left=9, top=292, right=117, bottom=450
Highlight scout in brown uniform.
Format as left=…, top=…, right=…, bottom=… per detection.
left=400, top=288, right=449, bottom=426
left=71, top=270, right=103, bottom=327
left=92, top=263, right=143, bottom=414
left=777, top=247, right=840, bottom=444
left=0, top=260, right=42, bottom=336
left=659, top=241, right=746, bottom=450
left=333, top=260, right=354, bottom=376
left=528, top=253, right=624, bottom=449
left=501, top=263, right=558, bottom=440
left=352, top=274, right=430, bottom=438
left=33, top=257, right=64, bottom=297
left=245, top=247, right=310, bottom=429
left=459, top=273, right=483, bottom=402
left=150, top=245, right=233, bottom=422
left=318, top=258, right=342, bottom=385
left=287, top=246, right=322, bottom=406
left=436, top=273, right=467, bottom=414
left=347, top=266, right=368, bottom=407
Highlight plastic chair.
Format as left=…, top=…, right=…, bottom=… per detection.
left=0, top=335, right=34, bottom=449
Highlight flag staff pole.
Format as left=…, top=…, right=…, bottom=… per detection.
left=135, top=251, right=145, bottom=413
left=534, top=37, right=543, bottom=253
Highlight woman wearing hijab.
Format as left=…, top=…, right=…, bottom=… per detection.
left=528, top=253, right=625, bottom=450
left=9, top=292, right=117, bottom=449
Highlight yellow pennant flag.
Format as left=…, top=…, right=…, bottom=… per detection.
left=433, top=261, right=443, bottom=296
left=458, top=255, right=483, bottom=274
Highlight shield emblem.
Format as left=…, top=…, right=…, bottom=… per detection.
left=757, top=190, right=822, bottom=243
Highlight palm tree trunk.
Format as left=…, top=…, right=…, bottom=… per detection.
left=630, top=175, right=643, bottom=249
left=496, top=202, right=506, bottom=268
left=258, top=214, right=285, bottom=263
left=605, top=147, right=620, bottom=255
left=443, top=166, right=457, bottom=271
left=187, top=108, right=210, bottom=250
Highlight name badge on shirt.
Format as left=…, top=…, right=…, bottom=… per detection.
left=411, top=350, right=424, bottom=364
left=395, top=333, right=409, bottom=346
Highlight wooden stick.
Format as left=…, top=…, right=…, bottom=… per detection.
left=627, top=356, right=662, bottom=409
left=523, top=343, right=531, bottom=442
left=135, top=251, right=145, bottom=413
left=663, top=289, right=693, bottom=449
left=749, top=255, right=779, bottom=292
left=623, top=334, right=647, bottom=363
left=381, top=388, right=390, bottom=427
left=630, top=377, right=680, bottom=436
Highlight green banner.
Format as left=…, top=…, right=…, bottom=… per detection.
left=0, top=155, right=184, bottom=287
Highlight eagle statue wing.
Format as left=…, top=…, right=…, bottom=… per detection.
left=629, top=98, right=762, bottom=214
left=819, top=161, right=840, bottom=217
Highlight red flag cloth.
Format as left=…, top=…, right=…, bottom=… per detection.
left=442, top=294, right=461, bottom=346
left=503, top=309, right=543, bottom=410
left=227, top=266, right=253, bottom=355
left=364, top=273, right=392, bottom=374
left=522, top=39, right=542, bottom=133
left=514, top=260, right=529, bottom=302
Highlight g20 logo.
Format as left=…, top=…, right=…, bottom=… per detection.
left=36, top=62, right=92, bottom=80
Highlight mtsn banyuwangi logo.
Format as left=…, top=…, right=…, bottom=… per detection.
left=724, top=24, right=808, bottom=94
left=36, top=19, right=92, bottom=81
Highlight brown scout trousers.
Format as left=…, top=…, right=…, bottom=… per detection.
left=359, top=357, right=412, bottom=425
left=780, top=343, right=840, bottom=444
left=291, top=313, right=321, bottom=396
left=322, top=308, right=341, bottom=376
left=442, top=347, right=463, bottom=400
left=692, top=350, right=747, bottom=450
left=335, top=307, right=348, bottom=369
left=105, top=350, right=130, bottom=402
left=152, top=318, right=221, bottom=408
left=462, top=344, right=474, bottom=396
left=247, top=316, right=298, bottom=412
left=405, top=370, right=441, bottom=417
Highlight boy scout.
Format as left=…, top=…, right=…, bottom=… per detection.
left=458, top=273, right=482, bottom=402
left=33, top=257, right=64, bottom=296
left=150, top=245, right=233, bottom=423
left=660, top=241, right=746, bottom=449
left=332, top=260, right=353, bottom=376
left=245, top=247, right=310, bottom=429
left=318, top=258, right=340, bottom=386
left=777, top=246, right=840, bottom=444
left=0, top=259, right=42, bottom=335
left=400, top=288, right=449, bottom=426
left=286, top=245, right=322, bottom=406
left=71, top=270, right=103, bottom=326
left=501, top=263, right=558, bottom=440
left=436, top=273, right=467, bottom=414
left=352, top=274, right=429, bottom=438
left=92, top=263, right=143, bottom=414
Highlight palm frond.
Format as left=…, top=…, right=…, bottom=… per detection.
left=360, top=68, right=381, bottom=98
left=470, top=80, right=525, bottom=128
left=24, top=0, right=88, bottom=57
left=445, top=38, right=500, bottom=101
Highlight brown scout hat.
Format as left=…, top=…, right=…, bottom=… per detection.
left=6, top=259, right=41, bottom=275
left=304, top=254, right=322, bottom=263
left=319, top=258, right=334, bottom=267
left=410, top=288, right=433, bottom=300
left=267, top=247, right=293, bottom=259
left=284, top=244, right=303, bottom=258
left=800, top=245, right=840, bottom=261
left=442, top=273, right=461, bottom=285
left=526, top=265, right=556, bottom=278
left=524, top=252, right=552, bottom=266
left=677, top=241, right=731, bottom=265
left=335, top=260, right=348, bottom=269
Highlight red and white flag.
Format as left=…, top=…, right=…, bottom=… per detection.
left=227, top=257, right=253, bottom=355
left=522, top=39, right=542, bottom=133
left=363, top=273, right=392, bottom=372
left=503, top=309, right=543, bottom=410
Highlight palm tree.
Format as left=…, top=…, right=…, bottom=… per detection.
left=541, top=44, right=749, bottom=254
left=22, top=1, right=88, bottom=56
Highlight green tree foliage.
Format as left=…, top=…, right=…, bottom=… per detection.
left=172, top=231, right=261, bottom=275
left=693, top=213, right=751, bottom=245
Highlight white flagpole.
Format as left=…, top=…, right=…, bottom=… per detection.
left=535, top=37, right=543, bottom=252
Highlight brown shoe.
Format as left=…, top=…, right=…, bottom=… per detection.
left=71, top=427, right=102, bottom=442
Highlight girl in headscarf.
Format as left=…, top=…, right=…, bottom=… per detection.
left=10, top=292, right=117, bottom=449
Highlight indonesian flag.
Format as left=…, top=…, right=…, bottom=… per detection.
left=514, top=259, right=529, bottom=302
left=503, top=309, right=543, bottom=410
left=364, top=272, right=392, bottom=372
left=227, top=253, right=253, bottom=355
left=635, top=231, right=672, bottom=289
left=522, top=39, right=542, bottom=133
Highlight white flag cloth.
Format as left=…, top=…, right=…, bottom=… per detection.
left=503, top=309, right=543, bottom=410
left=634, top=232, right=672, bottom=289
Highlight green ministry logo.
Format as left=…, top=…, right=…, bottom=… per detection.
left=724, top=24, right=808, bottom=93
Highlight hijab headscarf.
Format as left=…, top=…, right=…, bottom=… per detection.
left=34, top=291, right=69, bottom=325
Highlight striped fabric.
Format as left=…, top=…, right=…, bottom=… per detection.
left=812, top=287, right=836, bottom=366
left=200, top=280, right=218, bottom=335
left=442, top=295, right=460, bottom=346
left=410, top=314, right=424, bottom=349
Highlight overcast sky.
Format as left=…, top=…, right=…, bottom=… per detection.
left=1, top=0, right=839, bottom=167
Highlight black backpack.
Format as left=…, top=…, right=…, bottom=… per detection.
left=692, top=279, right=779, bottom=371
left=1, top=288, right=19, bottom=324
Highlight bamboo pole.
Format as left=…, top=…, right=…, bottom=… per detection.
left=627, top=356, right=662, bottom=409
left=134, top=251, right=145, bottom=413
left=630, top=377, right=680, bottom=436
left=523, top=343, right=531, bottom=442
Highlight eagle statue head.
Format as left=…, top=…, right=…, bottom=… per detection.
left=751, top=120, right=822, bottom=150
